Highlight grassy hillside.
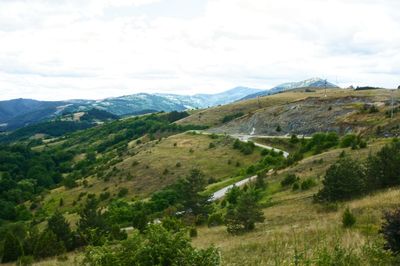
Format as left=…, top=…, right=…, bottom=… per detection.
left=2, top=89, right=400, bottom=265
left=192, top=138, right=396, bottom=265
left=40, top=132, right=262, bottom=215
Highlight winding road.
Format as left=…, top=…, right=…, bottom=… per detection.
left=205, top=131, right=291, bottom=201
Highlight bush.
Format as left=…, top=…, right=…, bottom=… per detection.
left=118, top=188, right=129, bottom=198
left=207, top=213, right=224, bottom=227
left=189, top=227, right=198, bottom=238
left=300, top=178, right=317, bottom=190
left=380, top=208, right=400, bottom=253
left=281, top=174, right=299, bottom=187
left=342, top=207, right=356, bottom=228
left=233, top=139, right=255, bottom=155
left=292, top=182, right=300, bottom=191
left=222, top=112, right=244, bottom=123
left=82, top=224, right=220, bottom=266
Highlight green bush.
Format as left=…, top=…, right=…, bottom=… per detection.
left=281, top=174, right=299, bottom=187
left=207, top=213, right=224, bottom=227
left=82, top=224, right=220, bottom=266
left=342, top=207, right=356, bottom=228
left=189, top=227, right=198, bottom=238
left=118, top=188, right=129, bottom=198
left=300, top=178, right=317, bottom=190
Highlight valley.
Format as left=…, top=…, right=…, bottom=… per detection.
left=1, top=87, right=400, bottom=265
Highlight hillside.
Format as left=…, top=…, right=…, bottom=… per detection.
left=193, top=138, right=396, bottom=265
left=1, top=88, right=400, bottom=265
left=179, top=88, right=400, bottom=137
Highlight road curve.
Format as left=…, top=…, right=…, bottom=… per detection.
left=209, top=133, right=290, bottom=201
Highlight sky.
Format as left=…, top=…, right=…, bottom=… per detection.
left=0, top=0, right=399, bottom=100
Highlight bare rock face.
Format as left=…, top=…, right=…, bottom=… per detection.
left=209, top=96, right=373, bottom=136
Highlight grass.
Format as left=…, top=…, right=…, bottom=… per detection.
left=41, top=132, right=262, bottom=214
left=192, top=138, right=395, bottom=265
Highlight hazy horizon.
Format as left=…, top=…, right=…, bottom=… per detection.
left=1, top=0, right=399, bottom=100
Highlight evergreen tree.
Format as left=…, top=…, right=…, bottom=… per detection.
left=77, top=197, right=109, bottom=245
left=33, top=230, right=65, bottom=259
left=48, top=211, right=73, bottom=250
left=315, top=157, right=366, bottom=202
left=225, top=187, right=265, bottom=234
left=2, top=232, right=23, bottom=263
left=180, top=169, right=210, bottom=216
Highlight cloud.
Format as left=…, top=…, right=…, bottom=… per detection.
left=0, top=0, right=399, bottom=100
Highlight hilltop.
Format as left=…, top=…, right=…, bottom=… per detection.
left=179, top=87, right=400, bottom=137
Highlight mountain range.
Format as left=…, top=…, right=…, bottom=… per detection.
left=241, top=78, right=339, bottom=100
left=0, top=87, right=261, bottom=130
left=0, top=78, right=339, bottom=131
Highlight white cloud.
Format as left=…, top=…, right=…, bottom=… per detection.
left=0, top=0, right=399, bottom=100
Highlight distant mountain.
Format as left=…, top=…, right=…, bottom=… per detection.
left=0, top=87, right=261, bottom=130
left=0, top=99, right=69, bottom=130
left=155, top=87, right=262, bottom=109
left=241, top=78, right=339, bottom=100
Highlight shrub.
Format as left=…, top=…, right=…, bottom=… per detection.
left=222, top=112, right=244, bottom=123
left=342, top=207, right=356, bottom=228
left=99, top=192, right=110, bottom=201
left=300, top=178, right=317, bottom=190
left=82, top=225, right=220, bottom=266
left=118, top=188, right=129, bottom=198
left=281, top=174, right=299, bottom=187
left=189, top=227, right=198, bottom=238
left=209, top=142, right=216, bottom=149
left=380, top=208, right=400, bottom=253
left=292, top=182, right=300, bottom=191
left=233, top=139, right=255, bottom=155
left=207, top=212, right=224, bottom=227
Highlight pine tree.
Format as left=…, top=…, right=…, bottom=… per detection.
left=77, top=197, right=109, bottom=245
left=181, top=169, right=210, bottom=216
left=48, top=211, right=73, bottom=250
left=225, top=187, right=265, bottom=234
left=33, top=230, right=65, bottom=259
left=2, top=232, right=23, bottom=263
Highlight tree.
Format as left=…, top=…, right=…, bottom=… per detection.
left=180, top=169, right=210, bottom=216
left=366, top=142, right=400, bottom=189
left=48, top=211, right=73, bottom=250
left=380, top=208, right=400, bottom=254
left=225, top=185, right=241, bottom=205
left=77, top=197, right=109, bottom=246
left=33, top=230, right=65, bottom=259
left=2, top=232, right=23, bottom=263
left=131, top=201, right=150, bottom=233
left=225, top=187, right=265, bottom=234
left=255, top=171, right=267, bottom=190
left=315, top=157, right=366, bottom=202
